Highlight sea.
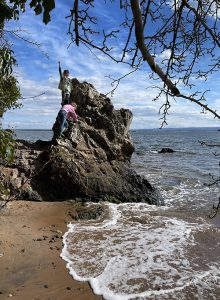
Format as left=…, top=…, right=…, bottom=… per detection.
left=15, top=128, right=220, bottom=300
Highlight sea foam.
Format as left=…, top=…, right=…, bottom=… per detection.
left=61, top=203, right=220, bottom=300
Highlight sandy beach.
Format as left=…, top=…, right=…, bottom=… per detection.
left=0, top=200, right=102, bottom=300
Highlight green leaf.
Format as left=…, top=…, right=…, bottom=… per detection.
left=34, top=3, right=42, bottom=15
left=0, top=3, right=13, bottom=23
left=30, top=0, right=37, bottom=8
left=43, top=0, right=55, bottom=12
left=0, top=129, right=17, bottom=164
left=43, top=11, right=50, bottom=24
left=42, top=0, right=55, bottom=24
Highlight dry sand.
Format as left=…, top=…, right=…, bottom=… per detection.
left=0, top=200, right=102, bottom=300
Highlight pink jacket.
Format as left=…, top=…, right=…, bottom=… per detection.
left=62, top=104, right=78, bottom=122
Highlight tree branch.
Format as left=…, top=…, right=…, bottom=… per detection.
left=74, top=0, right=79, bottom=46
left=183, top=0, right=220, bottom=48
left=105, top=67, right=139, bottom=96
left=179, top=93, right=220, bottom=119
left=209, top=197, right=220, bottom=219
left=130, top=0, right=180, bottom=96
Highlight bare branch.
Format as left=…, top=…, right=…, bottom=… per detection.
left=130, top=0, right=180, bottom=96
left=151, top=86, right=220, bottom=124
left=19, top=92, right=46, bottom=100
left=179, top=93, right=220, bottom=119
left=3, top=28, right=49, bottom=58
left=74, top=0, right=80, bottom=46
left=199, top=141, right=220, bottom=147
left=183, top=0, right=220, bottom=48
left=209, top=197, right=220, bottom=219
left=105, top=67, right=139, bottom=96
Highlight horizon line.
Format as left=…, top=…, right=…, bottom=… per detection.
left=10, top=126, right=220, bottom=131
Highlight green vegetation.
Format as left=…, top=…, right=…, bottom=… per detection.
left=0, top=73, right=21, bottom=117
left=0, top=18, right=21, bottom=163
left=0, top=45, right=21, bottom=162
left=0, top=129, right=16, bottom=163
left=0, top=0, right=55, bottom=24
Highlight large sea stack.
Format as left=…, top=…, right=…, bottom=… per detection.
left=0, top=79, right=163, bottom=205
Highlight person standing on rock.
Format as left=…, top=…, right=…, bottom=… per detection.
left=53, top=102, right=78, bottom=140
left=58, top=62, right=73, bottom=106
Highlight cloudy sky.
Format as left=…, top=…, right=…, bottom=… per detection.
left=2, top=1, right=220, bottom=129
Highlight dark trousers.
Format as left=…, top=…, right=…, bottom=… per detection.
left=57, top=109, right=68, bottom=137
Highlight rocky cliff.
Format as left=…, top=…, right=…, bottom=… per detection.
left=0, top=79, right=163, bottom=205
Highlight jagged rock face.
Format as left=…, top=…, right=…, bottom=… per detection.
left=69, top=79, right=134, bottom=161
left=0, top=80, right=163, bottom=205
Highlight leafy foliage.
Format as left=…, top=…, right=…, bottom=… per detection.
left=0, top=1, right=14, bottom=23
left=0, top=129, right=16, bottom=163
left=0, top=42, right=21, bottom=119
left=0, top=47, right=16, bottom=77
left=0, top=0, right=55, bottom=24
left=0, top=53, right=20, bottom=162
left=0, top=75, right=21, bottom=117
left=0, top=70, right=20, bottom=163
left=0, top=19, right=21, bottom=164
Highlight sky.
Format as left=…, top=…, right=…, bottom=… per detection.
left=2, top=1, right=220, bottom=130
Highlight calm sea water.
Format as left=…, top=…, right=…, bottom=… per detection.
left=15, top=128, right=220, bottom=299
left=14, top=129, right=53, bottom=141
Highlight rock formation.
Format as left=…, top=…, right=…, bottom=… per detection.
left=0, top=79, right=163, bottom=205
left=158, top=148, right=175, bottom=153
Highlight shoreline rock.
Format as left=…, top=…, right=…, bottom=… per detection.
left=0, top=80, right=163, bottom=206
left=158, top=148, right=175, bottom=153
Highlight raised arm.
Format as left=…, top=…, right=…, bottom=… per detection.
left=58, top=61, right=62, bottom=81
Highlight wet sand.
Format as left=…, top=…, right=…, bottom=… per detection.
left=0, top=200, right=102, bottom=300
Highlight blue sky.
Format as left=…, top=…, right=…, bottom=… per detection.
left=2, top=1, right=220, bottom=129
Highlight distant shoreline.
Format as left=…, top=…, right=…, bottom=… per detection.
left=11, top=126, right=220, bottom=131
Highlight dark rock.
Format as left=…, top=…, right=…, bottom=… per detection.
left=0, top=79, right=163, bottom=206
left=158, top=148, right=175, bottom=153
left=72, top=205, right=103, bottom=221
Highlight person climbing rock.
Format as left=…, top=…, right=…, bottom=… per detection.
left=58, top=62, right=73, bottom=106
left=52, top=102, right=78, bottom=141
